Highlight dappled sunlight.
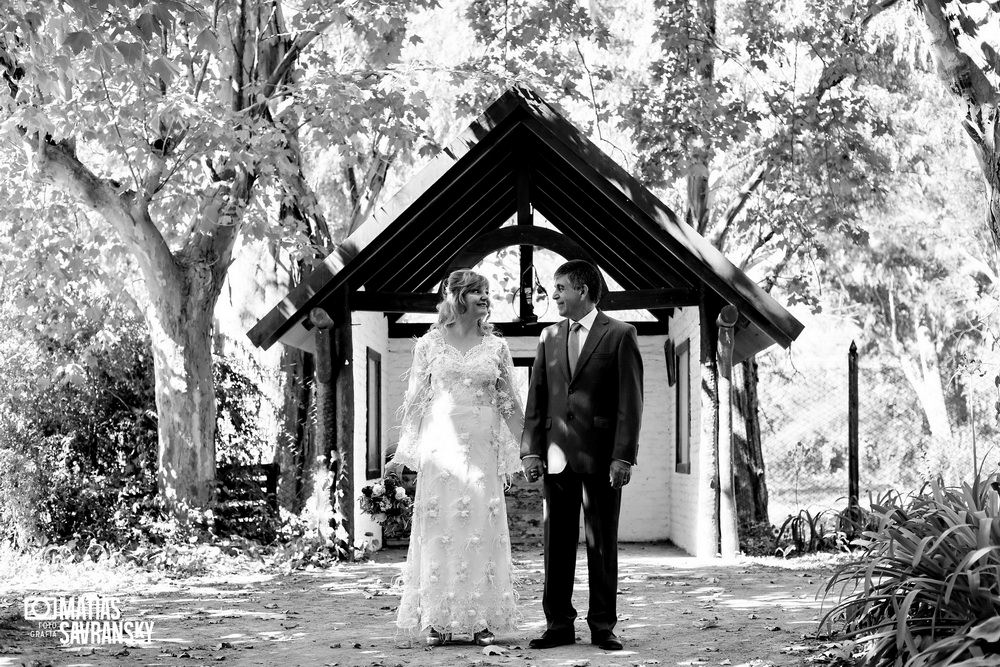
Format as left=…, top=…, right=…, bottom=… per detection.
left=3, top=544, right=845, bottom=665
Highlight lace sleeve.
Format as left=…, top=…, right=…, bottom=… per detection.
left=393, top=336, right=433, bottom=470
left=494, top=338, right=525, bottom=482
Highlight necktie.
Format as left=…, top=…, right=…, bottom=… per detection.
left=568, top=322, right=582, bottom=376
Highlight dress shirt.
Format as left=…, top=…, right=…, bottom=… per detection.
left=547, top=308, right=597, bottom=474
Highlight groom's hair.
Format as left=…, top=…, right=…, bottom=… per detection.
left=554, top=260, right=603, bottom=304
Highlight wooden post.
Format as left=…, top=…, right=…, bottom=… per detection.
left=848, top=341, right=859, bottom=509
left=309, top=308, right=338, bottom=541
left=697, top=297, right=720, bottom=558
left=517, top=153, right=537, bottom=323
left=332, top=293, right=355, bottom=553
left=717, top=305, right=739, bottom=558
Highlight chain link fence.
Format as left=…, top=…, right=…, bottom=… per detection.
left=757, top=348, right=1000, bottom=525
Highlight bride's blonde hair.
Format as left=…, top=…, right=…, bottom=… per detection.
left=433, top=269, right=494, bottom=335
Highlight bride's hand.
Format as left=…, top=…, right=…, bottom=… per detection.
left=385, top=461, right=404, bottom=478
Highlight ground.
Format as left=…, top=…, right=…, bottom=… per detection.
left=0, top=543, right=854, bottom=667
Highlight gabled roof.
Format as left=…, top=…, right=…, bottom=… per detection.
left=248, top=87, right=803, bottom=361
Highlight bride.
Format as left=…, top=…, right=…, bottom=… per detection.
left=386, top=269, right=524, bottom=647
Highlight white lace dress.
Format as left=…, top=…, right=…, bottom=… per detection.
left=392, top=329, right=523, bottom=638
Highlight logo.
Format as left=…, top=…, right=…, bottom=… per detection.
left=24, top=594, right=154, bottom=646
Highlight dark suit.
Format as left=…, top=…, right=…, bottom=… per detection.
left=521, top=311, right=643, bottom=637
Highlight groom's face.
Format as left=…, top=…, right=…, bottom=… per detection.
left=553, top=274, right=587, bottom=321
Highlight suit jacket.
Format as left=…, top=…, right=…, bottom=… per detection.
left=520, top=311, right=643, bottom=474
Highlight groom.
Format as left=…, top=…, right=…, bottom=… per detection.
left=520, top=259, right=643, bottom=652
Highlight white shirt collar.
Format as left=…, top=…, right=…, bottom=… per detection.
left=573, top=307, right=599, bottom=331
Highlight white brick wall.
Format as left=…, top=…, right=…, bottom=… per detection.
left=667, top=306, right=704, bottom=556
left=351, top=311, right=389, bottom=546
left=382, top=330, right=682, bottom=545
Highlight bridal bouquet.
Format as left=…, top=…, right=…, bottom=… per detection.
left=359, top=473, right=413, bottom=537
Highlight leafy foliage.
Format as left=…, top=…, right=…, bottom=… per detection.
left=821, top=472, right=1000, bottom=666
left=0, top=285, right=275, bottom=548
left=0, top=307, right=159, bottom=547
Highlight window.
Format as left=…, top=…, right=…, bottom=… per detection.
left=366, top=348, right=382, bottom=479
left=674, top=340, right=691, bottom=474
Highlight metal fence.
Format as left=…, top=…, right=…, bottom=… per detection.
left=757, top=347, right=1000, bottom=525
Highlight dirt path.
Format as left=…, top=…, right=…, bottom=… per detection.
left=1, top=543, right=846, bottom=667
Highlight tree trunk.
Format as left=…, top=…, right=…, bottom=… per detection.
left=915, top=0, right=1000, bottom=250
left=897, top=324, right=953, bottom=449
left=733, top=357, right=770, bottom=528
left=145, top=278, right=219, bottom=515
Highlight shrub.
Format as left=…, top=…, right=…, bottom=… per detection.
left=820, top=472, right=1000, bottom=666
left=0, top=310, right=160, bottom=547
left=0, top=303, right=272, bottom=549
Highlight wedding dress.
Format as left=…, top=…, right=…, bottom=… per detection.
left=392, top=328, right=522, bottom=638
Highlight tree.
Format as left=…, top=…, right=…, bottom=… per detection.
left=824, top=71, right=991, bottom=467
left=604, top=0, right=915, bottom=532
left=0, top=0, right=432, bottom=516
left=910, top=1, right=1000, bottom=250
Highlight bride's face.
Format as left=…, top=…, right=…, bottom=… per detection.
left=461, top=284, right=490, bottom=318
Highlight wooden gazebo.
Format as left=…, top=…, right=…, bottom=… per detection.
left=248, top=87, right=803, bottom=556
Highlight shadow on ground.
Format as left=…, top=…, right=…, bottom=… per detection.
left=0, top=543, right=845, bottom=667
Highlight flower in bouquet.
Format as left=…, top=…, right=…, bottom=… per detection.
left=360, top=473, right=414, bottom=537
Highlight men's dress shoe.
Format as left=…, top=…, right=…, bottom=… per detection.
left=528, top=630, right=576, bottom=649
left=592, top=631, right=623, bottom=651
left=474, top=629, right=495, bottom=646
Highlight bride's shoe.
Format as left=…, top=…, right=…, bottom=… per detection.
left=474, top=629, right=495, bottom=646
left=426, top=628, right=451, bottom=646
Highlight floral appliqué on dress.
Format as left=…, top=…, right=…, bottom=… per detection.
left=393, top=330, right=523, bottom=637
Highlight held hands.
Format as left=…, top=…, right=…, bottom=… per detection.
left=385, top=461, right=404, bottom=479
left=521, top=457, right=545, bottom=483
left=610, top=460, right=632, bottom=489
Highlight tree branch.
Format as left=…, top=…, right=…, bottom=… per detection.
left=23, top=131, right=181, bottom=291
left=257, top=20, right=333, bottom=104
left=712, top=161, right=769, bottom=249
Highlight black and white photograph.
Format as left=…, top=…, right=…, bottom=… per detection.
left=2, top=1, right=1000, bottom=665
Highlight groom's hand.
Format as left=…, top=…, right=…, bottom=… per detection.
left=610, top=460, right=632, bottom=489
left=521, top=456, right=544, bottom=483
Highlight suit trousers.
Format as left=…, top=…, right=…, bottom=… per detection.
left=542, top=467, right=622, bottom=636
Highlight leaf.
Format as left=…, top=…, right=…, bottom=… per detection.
left=981, top=43, right=1000, bottom=74
left=967, top=616, right=1000, bottom=642
left=63, top=30, right=93, bottom=54
left=136, top=13, right=159, bottom=42
left=195, top=28, right=219, bottom=53
left=149, top=56, right=177, bottom=85
left=117, top=41, right=143, bottom=64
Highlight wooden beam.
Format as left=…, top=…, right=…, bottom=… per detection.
left=351, top=292, right=439, bottom=313
left=352, top=288, right=696, bottom=314
left=532, top=155, right=695, bottom=289
left=368, top=154, right=516, bottom=291
left=388, top=320, right=670, bottom=338
left=447, top=225, right=596, bottom=272
left=601, top=288, right=699, bottom=311
left=332, top=292, right=354, bottom=555
left=717, top=304, right=739, bottom=559
left=516, top=150, right=537, bottom=323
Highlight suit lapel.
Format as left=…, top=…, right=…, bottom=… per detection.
left=571, top=312, right=610, bottom=382
left=556, top=318, right=571, bottom=382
